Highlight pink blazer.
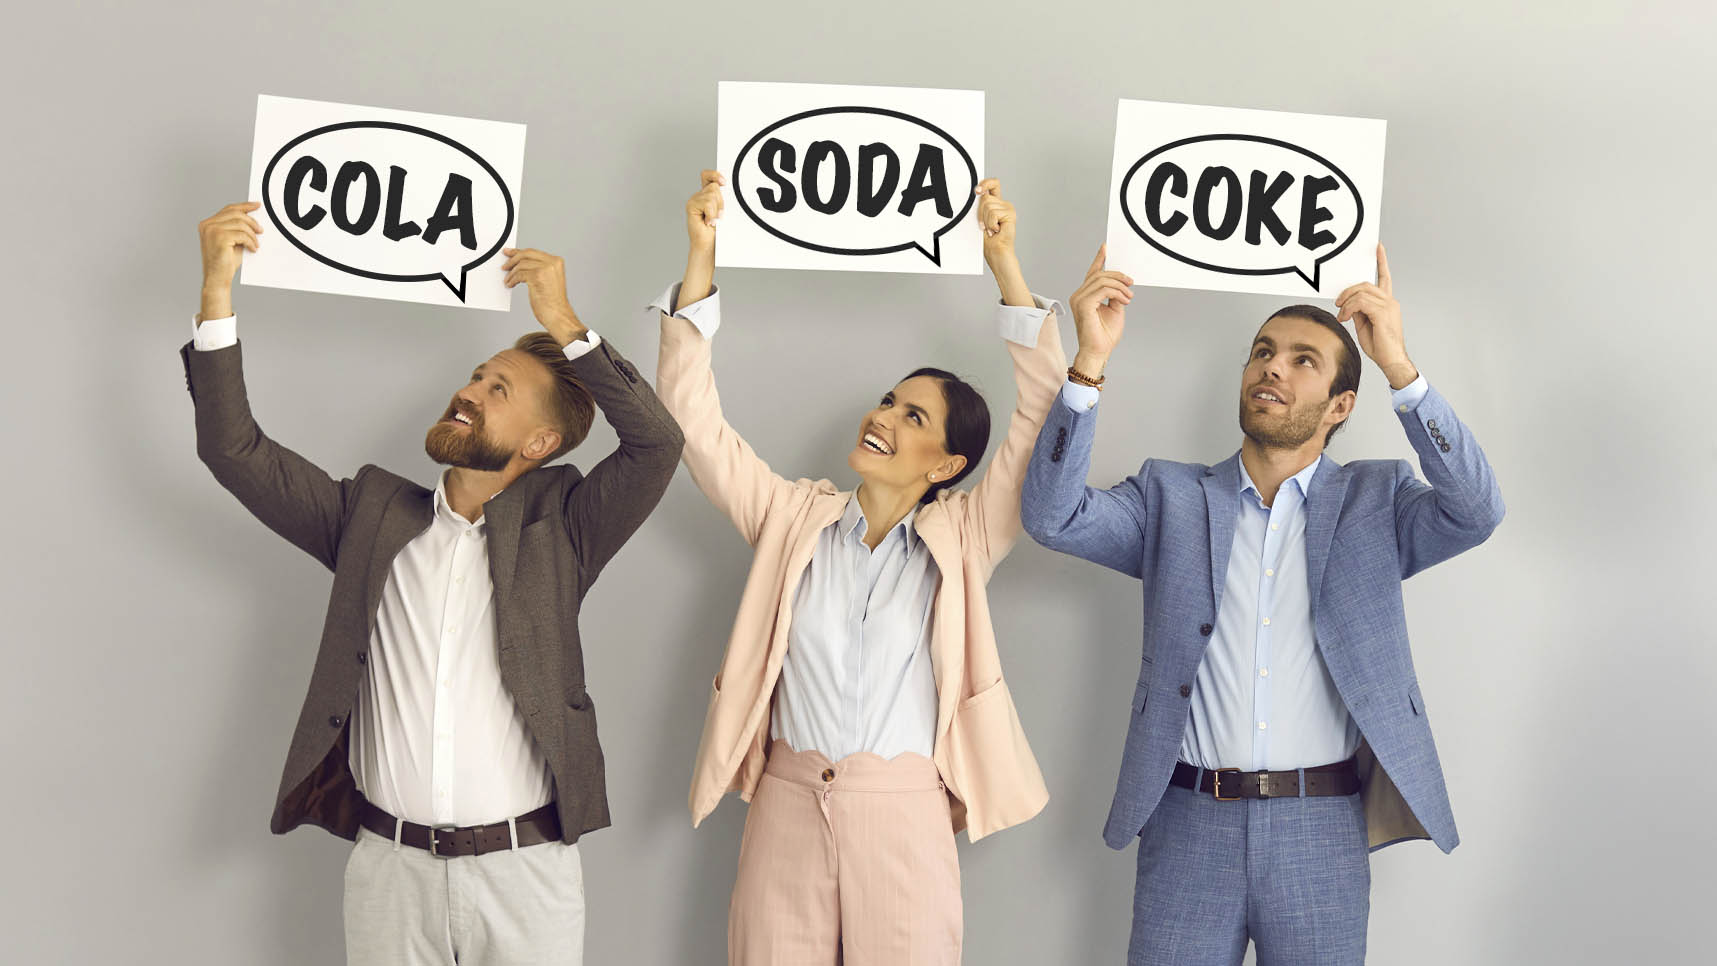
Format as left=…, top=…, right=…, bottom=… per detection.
left=658, top=303, right=1066, bottom=841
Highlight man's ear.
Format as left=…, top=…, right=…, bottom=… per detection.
left=1326, top=389, right=1357, bottom=429
left=523, top=427, right=561, bottom=462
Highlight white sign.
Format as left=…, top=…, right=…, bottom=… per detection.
left=716, top=81, right=985, bottom=275
left=243, top=95, right=526, bottom=311
left=1104, top=99, right=1385, bottom=298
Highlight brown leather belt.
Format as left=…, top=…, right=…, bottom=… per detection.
left=359, top=801, right=562, bottom=858
left=1171, top=758, right=1361, bottom=801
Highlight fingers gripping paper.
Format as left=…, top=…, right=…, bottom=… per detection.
left=242, top=95, right=527, bottom=311
left=1104, top=99, right=1386, bottom=298
left=715, top=81, right=985, bottom=275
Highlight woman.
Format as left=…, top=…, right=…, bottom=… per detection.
left=655, top=170, right=1067, bottom=965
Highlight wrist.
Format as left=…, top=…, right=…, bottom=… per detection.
left=542, top=305, right=587, bottom=346
left=199, top=280, right=233, bottom=322
left=1072, top=349, right=1110, bottom=379
left=1380, top=358, right=1419, bottom=391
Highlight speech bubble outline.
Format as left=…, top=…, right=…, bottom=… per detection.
left=1118, top=133, right=1363, bottom=291
left=731, top=106, right=979, bottom=267
left=261, top=120, right=515, bottom=302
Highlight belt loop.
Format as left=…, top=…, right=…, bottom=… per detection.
left=1194, top=766, right=1205, bottom=795
left=392, top=817, right=404, bottom=852
left=1296, top=767, right=1307, bottom=799
left=507, top=816, right=519, bottom=851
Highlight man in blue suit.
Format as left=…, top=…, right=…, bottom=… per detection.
left=1021, top=245, right=1503, bottom=965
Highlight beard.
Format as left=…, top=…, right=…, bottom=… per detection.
left=425, top=418, right=513, bottom=472
left=1238, top=394, right=1330, bottom=450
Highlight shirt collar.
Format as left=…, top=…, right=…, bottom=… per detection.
left=1237, top=455, right=1322, bottom=506
left=839, top=492, right=918, bottom=548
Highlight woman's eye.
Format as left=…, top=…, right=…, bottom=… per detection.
left=910, top=412, right=922, bottom=424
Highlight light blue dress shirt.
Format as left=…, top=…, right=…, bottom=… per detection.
left=1060, top=372, right=1431, bottom=771
left=771, top=495, right=939, bottom=761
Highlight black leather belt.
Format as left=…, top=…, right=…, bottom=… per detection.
left=359, top=801, right=562, bottom=857
left=1171, top=758, right=1361, bottom=801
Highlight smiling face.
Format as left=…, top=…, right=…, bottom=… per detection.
left=424, top=348, right=561, bottom=472
left=1238, top=314, right=1355, bottom=451
left=846, top=374, right=967, bottom=500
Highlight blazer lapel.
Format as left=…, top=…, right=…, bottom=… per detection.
left=366, top=483, right=434, bottom=627
left=1199, top=454, right=1242, bottom=618
left=483, top=485, right=526, bottom=603
left=1303, top=456, right=1348, bottom=611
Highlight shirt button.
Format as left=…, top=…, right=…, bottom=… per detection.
left=1259, top=668, right=1269, bottom=677
left=446, top=625, right=458, bottom=635
left=1398, top=404, right=1409, bottom=413
left=1258, top=721, right=1268, bottom=730
left=1270, top=523, right=1279, bottom=531
left=455, top=575, right=465, bottom=585
left=821, top=769, right=835, bottom=782
left=1265, top=569, right=1275, bottom=577
left=1262, top=617, right=1271, bottom=626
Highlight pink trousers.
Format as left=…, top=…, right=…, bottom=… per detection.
left=728, top=740, right=963, bottom=965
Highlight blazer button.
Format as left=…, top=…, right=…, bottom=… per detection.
left=328, top=715, right=343, bottom=728
left=1199, top=623, right=1213, bottom=636
left=356, top=652, right=367, bottom=665
left=821, top=768, right=835, bottom=782
left=1179, top=685, right=1192, bottom=698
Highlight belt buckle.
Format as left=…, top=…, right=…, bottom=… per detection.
left=1212, top=768, right=1242, bottom=802
left=428, top=825, right=460, bottom=859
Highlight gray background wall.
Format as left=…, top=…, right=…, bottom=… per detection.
left=3, top=1, right=1711, bottom=963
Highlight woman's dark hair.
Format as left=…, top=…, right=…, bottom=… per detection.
left=901, top=367, right=990, bottom=505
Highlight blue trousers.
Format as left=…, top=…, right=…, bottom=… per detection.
left=1128, top=780, right=1370, bottom=966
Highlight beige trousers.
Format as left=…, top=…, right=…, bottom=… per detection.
left=729, top=740, right=963, bottom=966
left=343, top=826, right=585, bottom=965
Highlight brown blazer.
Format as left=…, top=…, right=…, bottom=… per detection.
left=181, top=336, right=684, bottom=844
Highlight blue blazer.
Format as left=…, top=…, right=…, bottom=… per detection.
left=1021, top=384, right=1503, bottom=853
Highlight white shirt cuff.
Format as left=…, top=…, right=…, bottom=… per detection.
left=996, top=294, right=1064, bottom=348
left=193, top=315, right=238, bottom=351
left=1390, top=374, right=1429, bottom=413
left=1060, top=380, right=1101, bottom=412
left=650, top=283, right=722, bottom=338
left=561, top=330, right=603, bottom=361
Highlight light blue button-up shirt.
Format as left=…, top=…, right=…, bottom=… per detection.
left=1179, top=456, right=1361, bottom=770
left=1059, top=372, right=1429, bottom=770
left=772, top=495, right=940, bottom=762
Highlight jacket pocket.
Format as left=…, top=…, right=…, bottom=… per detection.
left=958, top=676, right=1006, bottom=712
left=1134, top=681, right=1149, bottom=715
left=1408, top=683, right=1425, bottom=716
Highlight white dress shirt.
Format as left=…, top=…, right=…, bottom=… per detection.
left=647, top=284, right=1062, bottom=762
left=193, top=314, right=599, bottom=825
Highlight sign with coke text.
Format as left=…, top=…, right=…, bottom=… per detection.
left=1105, top=99, right=1386, bottom=298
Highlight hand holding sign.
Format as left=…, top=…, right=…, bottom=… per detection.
left=501, top=248, right=585, bottom=346
left=687, top=169, right=725, bottom=253
left=1336, top=244, right=1417, bottom=389
left=1069, top=246, right=1135, bottom=377
left=198, top=202, right=264, bottom=320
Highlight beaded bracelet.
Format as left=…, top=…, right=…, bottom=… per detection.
left=1066, top=365, right=1106, bottom=389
